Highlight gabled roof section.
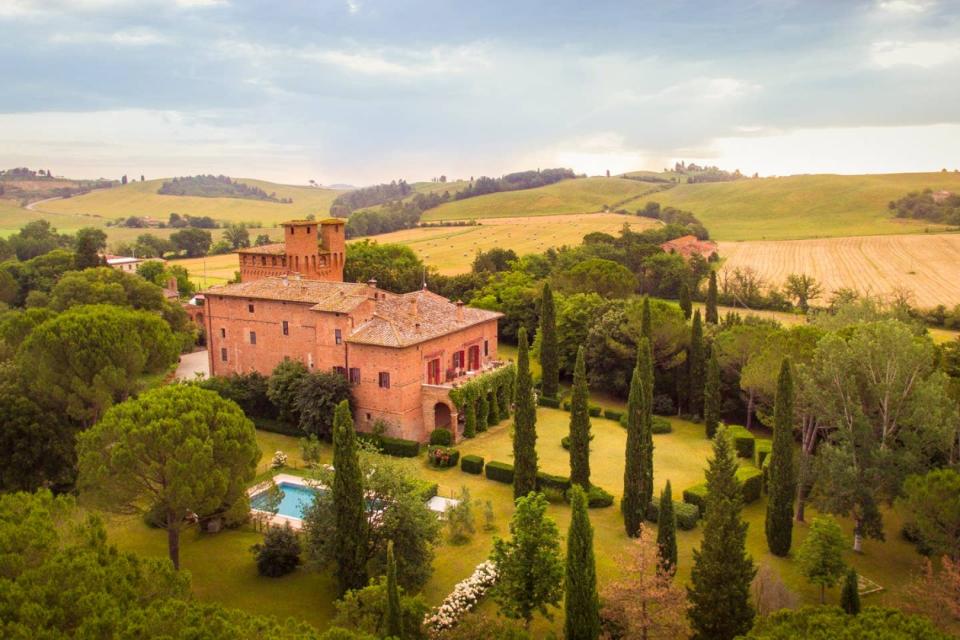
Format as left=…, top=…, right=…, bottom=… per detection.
left=204, top=277, right=369, bottom=308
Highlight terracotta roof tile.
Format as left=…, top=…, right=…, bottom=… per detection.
left=204, top=277, right=369, bottom=308
left=237, top=243, right=286, bottom=255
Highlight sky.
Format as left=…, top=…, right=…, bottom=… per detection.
left=0, top=0, right=958, bottom=185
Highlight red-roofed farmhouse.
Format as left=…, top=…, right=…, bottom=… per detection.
left=660, top=234, right=718, bottom=260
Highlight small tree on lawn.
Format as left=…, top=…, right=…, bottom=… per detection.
left=513, top=327, right=538, bottom=499
left=540, top=282, right=560, bottom=399
left=687, top=427, right=756, bottom=640
left=447, top=486, right=476, bottom=545
left=841, top=568, right=861, bottom=615
left=569, top=346, right=592, bottom=489
left=706, top=271, right=719, bottom=325
left=250, top=523, right=302, bottom=578
left=766, top=358, right=796, bottom=557
left=491, top=492, right=564, bottom=627
left=77, top=385, right=259, bottom=570
left=657, top=480, right=678, bottom=573
left=704, top=352, right=721, bottom=439
left=564, top=486, right=600, bottom=640
left=797, top=516, right=847, bottom=604
left=331, top=399, right=368, bottom=595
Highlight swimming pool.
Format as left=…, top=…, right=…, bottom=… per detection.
left=251, top=481, right=323, bottom=519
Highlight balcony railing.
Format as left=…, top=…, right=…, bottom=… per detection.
left=424, top=359, right=509, bottom=389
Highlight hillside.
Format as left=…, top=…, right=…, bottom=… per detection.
left=32, top=178, right=343, bottom=226
left=652, top=172, right=960, bottom=241
left=420, top=176, right=668, bottom=221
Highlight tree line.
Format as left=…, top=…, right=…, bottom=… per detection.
left=452, top=168, right=579, bottom=200
left=889, top=188, right=960, bottom=225
left=158, top=175, right=291, bottom=203
left=330, top=179, right=413, bottom=217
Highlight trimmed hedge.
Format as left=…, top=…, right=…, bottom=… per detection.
left=587, top=485, right=614, bottom=508
left=429, top=429, right=453, bottom=446
left=538, top=395, right=561, bottom=408
left=646, top=499, right=699, bottom=531
left=485, top=461, right=515, bottom=484
left=737, top=465, right=763, bottom=503
left=416, top=481, right=439, bottom=501
left=754, top=438, right=772, bottom=467
left=652, top=416, right=672, bottom=434
left=536, top=471, right=571, bottom=494
left=254, top=417, right=301, bottom=437
left=603, top=408, right=623, bottom=422
left=727, top=425, right=756, bottom=459
left=588, top=404, right=602, bottom=417
left=461, top=454, right=484, bottom=474
left=379, top=436, right=420, bottom=458
left=761, top=454, right=771, bottom=493
left=683, top=483, right=709, bottom=515
left=428, top=446, right=460, bottom=468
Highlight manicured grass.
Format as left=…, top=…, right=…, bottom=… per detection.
left=102, top=405, right=931, bottom=635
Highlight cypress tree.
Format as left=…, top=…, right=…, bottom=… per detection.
left=679, top=281, right=692, bottom=320
left=540, top=283, right=560, bottom=399
left=488, top=389, right=500, bottom=426
left=704, top=352, right=721, bottom=439
left=564, top=485, right=600, bottom=640
left=385, top=540, right=402, bottom=638
left=766, top=358, right=796, bottom=556
left=477, top=389, right=489, bottom=434
left=623, top=361, right=644, bottom=537
left=569, top=346, right=591, bottom=489
left=687, top=428, right=756, bottom=640
left=639, top=338, right=655, bottom=511
left=513, top=326, right=538, bottom=499
left=331, top=399, right=368, bottom=595
left=641, top=295, right=652, bottom=341
left=657, top=480, right=678, bottom=573
left=463, top=394, right=477, bottom=438
left=706, top=271, right=719, bottom=325
left=840, top=568, right=861, bottom=615
left=687, top=310, right=705, bottom=417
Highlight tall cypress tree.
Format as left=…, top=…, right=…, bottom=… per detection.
left=569, top=346, right=591, bottom=489
left=564, top=485, right=600, bottom=640
left=765, top=358, right=796, bottom=556
left=332, top=399, right=367, bottom=595
left=687, top=428, right=756, bottom=640
left=487, top=389, right=500, bottom=426
left=703, top=352, right=721, bottom=439
left=385, top=540, right=402, bottom=638
left=840, top=568, right=861, bottom=615
left=540, top=282, right=560, bottom=399
left=705, top=271, right=719, bottom=325
left=641, top=295, right=653, bottom=341
left=638, top=338, right=655, bottom=511
left=622, top=361, right=644, bottom=538
left=679, top=281, right=693, bottom=320
left=687, top=310, right=705, bottom=417
left=657, top=480, right=678, bottom=573
left=477, top=389, right=489, bottom=435
left=513, top=326, right=538, bottom=499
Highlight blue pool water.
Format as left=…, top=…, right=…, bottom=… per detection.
left=251, top=482, right=322, bottom=519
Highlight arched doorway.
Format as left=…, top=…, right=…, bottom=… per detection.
left=434, top=402, right=452, bottom=429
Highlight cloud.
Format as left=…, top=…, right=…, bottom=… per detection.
left=346, top=0, right=360, bottom=15
left=871, top=39, right=960, bottom=68
left=50, top=27, right=170, bottom=46
left=876, top=0, right=933, bottom=13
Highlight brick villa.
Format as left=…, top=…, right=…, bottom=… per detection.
left=202, top=218, right=503, bottom=442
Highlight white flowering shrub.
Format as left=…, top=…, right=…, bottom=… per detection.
left=424, top=560, right=498, bottom=633
left=270, top=450, right=288, bottom=469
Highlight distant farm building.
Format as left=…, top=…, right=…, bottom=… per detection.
left=659, top=235, right=718, bottom=260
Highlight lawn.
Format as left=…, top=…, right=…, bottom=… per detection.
left=102, top=402, right=931, bottom=635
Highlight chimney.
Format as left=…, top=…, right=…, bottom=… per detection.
left=455, top=300, right=464, bottom=322
left=409, top=295, right=418, bottom=317
left=367, top=278, right=378, bottom=300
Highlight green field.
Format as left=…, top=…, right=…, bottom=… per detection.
left=420, top=177, right=668, bottom=221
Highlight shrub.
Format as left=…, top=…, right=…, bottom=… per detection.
left=429, top=429, right=453, bottom=446
left=253, top=416, right=301, bottom=437
left=485, top=461, right=514, bottom=484
left=562, top=399, right=571, bottom=411
left=603, top=408, right=623, bottom=421
left=561, top=434, right=593, bottom=450
left=587, top=485, right=614, bottom=508
left=461, top=454, right=484, bottom=475
left=619, top=414, right=628, bottom=428
left=651, top=416, right=672, bottom=434
left=447, top=487, right=475, bottom=545
left=683, top=483, right=708, bottom=514
left=727, top=424, right=756, bottom=458
left=646, top=499, right=699, bottom=530
left=588, top=404, right=602, bottom=417
left=270, top=450, right=288, bottom=469
left=737, top=465, right=763, bottom=503
left=754, top=438, right=772, bottom=467
left=143, top=502, right=167, bottom=528
left=250, top=523, right=302, bottom=577
left=536, top=471, right=571, bottom=494
left=538, top=395, right=560, bottom=408
left=300, top=434, right=323, bottom=467
left=428, top=446, right=460, bottom=468
left=416, top=481, right=439, bottom=501
left=379, top=436, right=420, bottom=458
left=653, top=394, right=674, bottom=415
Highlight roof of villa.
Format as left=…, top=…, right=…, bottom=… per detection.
left=205, top=277, right=370, bottom=310
left=236, top=243, right=286, bottom=255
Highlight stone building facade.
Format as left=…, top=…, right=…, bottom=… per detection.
left=202, top=219, right=503, bottom=442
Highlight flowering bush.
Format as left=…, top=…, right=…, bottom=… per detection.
left=428, top=446, right=460, bottom=468
left=271, top=450, right=288, bottom=469
left=424, top=560, right=499, bottom=633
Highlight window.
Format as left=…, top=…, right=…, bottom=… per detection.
left=427, top=358, right=441, bottom=385
left=249, top=331, right=256, bottom=345
left=484, top=340, right=489, bottom=356
left=378, top=372, right=390, bottom=389
left=349, top=367, right=361, bottom=384
left=220, top=347, right=228, bottom=362
left=282, top=320, right=289, bottom=336
left=335, top=328, right=342, bottom=345
left=333, top=366, right=346, bottom=377
left=248, top=303, right=254, bottom=313
left=452, top=351, right=461, bottom=369
left=219, top=327, right=226, bottom=338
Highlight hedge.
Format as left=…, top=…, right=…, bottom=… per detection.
left=561, top=436, right=570, bottom=450
left=599, top=409, right=619, bottom=423
left=416, top=481, right=439, bottom=501
left=761, top=454, right=771, bottom=493
left=588, top=404, right=602, bottom=417
left=646, top=500, right=699, bottom=530
left=461, top=454, right=484, bottom=474
left=379, top=436, right=420, bottom=458
left=254, top=417, right=301, bottom=437
left=538, top=395, right=561, bottom=408
left=536, top=471, right=571, bottom=494
left=727, top=425, right=756, bottom=459
left=587, top=485, right=614, bottom=508
left=562, top=399, right=571, bottom=411
left=485, top=461, right=515, bottom=484
left=683, top=483, right=709, bottom=515
left=427, top=446, right=460, bottom=468
left=652, top=416, right=672, bottom=434
left=737, top=465, right=763, bottom=503
left=754, top=438, right=772, bottom=467
left=429, top=429, right=453, bottom=446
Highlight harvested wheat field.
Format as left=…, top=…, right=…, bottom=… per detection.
left=718, top=233, right=960, bottom=308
